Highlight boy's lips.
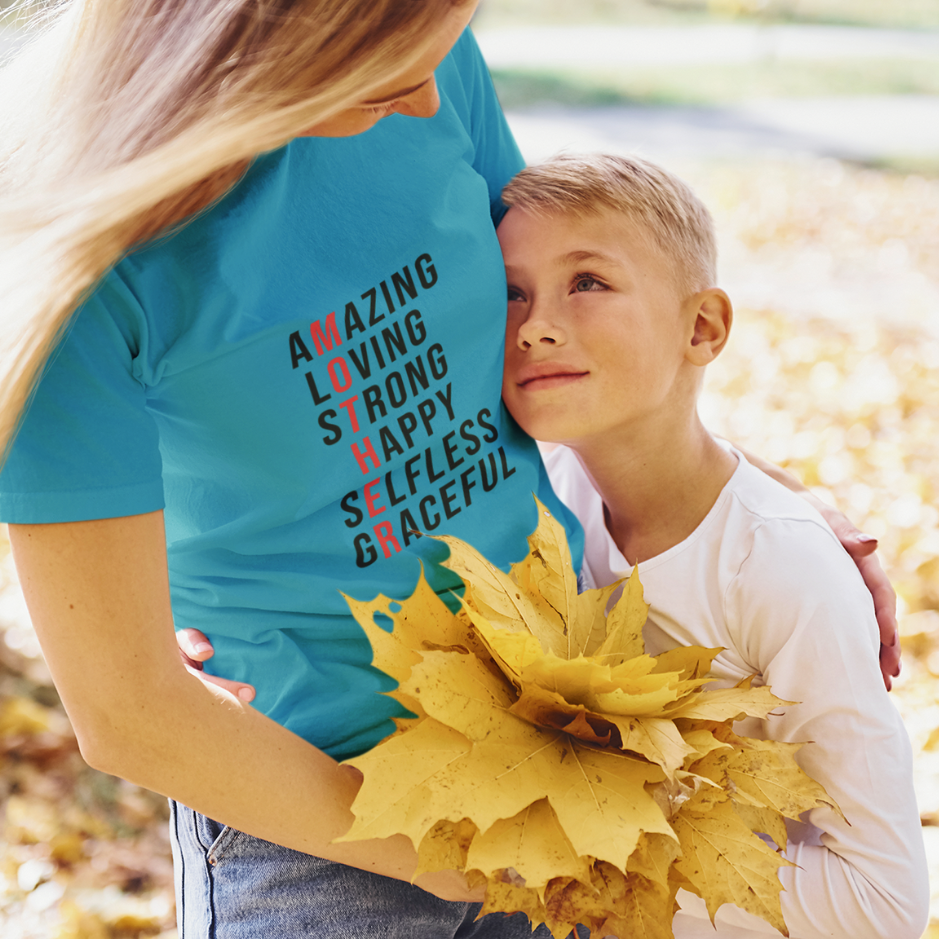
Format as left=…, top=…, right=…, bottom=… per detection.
left=515, top=363, right=589, bottom=390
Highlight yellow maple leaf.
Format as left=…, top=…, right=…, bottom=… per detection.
left=672, top=792, right=794, bottom=936
left=592, top=866, right=680, bottom=939
left=692, top=727, right=843, bottom=822
left=592, top=566, right=649, bottom=666
left=415, top=818, right=476, bottom=879
left=731, top=803, right=789, bottom=852
left=464, top=798, right=591, bottom=887
left=338, top=496, right=839, bottom=939
left=475, top=876, right=547, bottom=930
left=626, top=832, right=681, bottom=889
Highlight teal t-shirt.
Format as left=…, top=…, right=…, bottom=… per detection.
left=0, top=30, right=582, bottom=759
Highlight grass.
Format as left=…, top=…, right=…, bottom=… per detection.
left=491, top=57, right=939, bottom=110
left=476, top=0, right=939, bottom=29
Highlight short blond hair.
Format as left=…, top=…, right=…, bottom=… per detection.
left=502, top=153, right=716, bottom=295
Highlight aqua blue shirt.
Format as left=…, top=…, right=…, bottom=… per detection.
left=0, top=30, right=582, bottom=759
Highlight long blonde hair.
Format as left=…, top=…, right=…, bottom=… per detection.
left=0, top=0, right=465, bottom=462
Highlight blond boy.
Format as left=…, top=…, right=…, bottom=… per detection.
left=497, top=154, right=927, bottom=939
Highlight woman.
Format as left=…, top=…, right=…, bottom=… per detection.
left=0, top=2, right=897, bottom=937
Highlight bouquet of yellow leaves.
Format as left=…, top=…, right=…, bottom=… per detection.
left=338, top=499, right=839, bottom=939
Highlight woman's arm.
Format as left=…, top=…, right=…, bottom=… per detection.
left=8, top=511, right=480, bottom=902
left=732, top=442, right=900, bottom=688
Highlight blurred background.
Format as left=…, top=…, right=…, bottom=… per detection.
left=1, top=0, right=938, bottom=936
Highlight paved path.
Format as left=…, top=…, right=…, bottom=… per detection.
left=502, top=96, right=939, bottom=164
left=476, top=23, right=939, bottom=69
left=476, top=24, right=939, bottom=164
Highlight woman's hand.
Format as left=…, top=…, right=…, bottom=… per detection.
left=176, top=628, right=256, bottom=702
left=799, top=494, right=900, bottom=690
left=733, top=443, right=900, bottom=689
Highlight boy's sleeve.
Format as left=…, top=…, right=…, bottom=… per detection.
left=449, top=28, right=525, bottom=226
left=0, top=271, right=165, bottom=523
left=677, top=518, right=928, bottom=939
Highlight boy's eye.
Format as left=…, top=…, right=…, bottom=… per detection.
left=507, top=286, right=525, bottom=302
left=572, top=274, right=605, bottom=293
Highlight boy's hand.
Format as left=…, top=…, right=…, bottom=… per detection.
left=176, top=628, right=257, bottom=702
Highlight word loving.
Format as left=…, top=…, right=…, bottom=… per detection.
left=290, top=253, right=516, bottom=567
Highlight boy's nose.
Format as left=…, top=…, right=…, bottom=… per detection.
left=394, top=78, right=440, bottom=119
left=515, top=306, right=566, bottom=350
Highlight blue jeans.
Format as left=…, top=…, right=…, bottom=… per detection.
left=170, top=802, right=586, bottom=938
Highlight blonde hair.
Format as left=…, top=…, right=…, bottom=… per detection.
left=501, top=153, right=717, bottom=295
left=0, top=0, right=466, bottom=462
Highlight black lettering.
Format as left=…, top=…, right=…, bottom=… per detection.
left=381, top=323, right=407, bottom=363
left=417, top=399, right=436, bottom=437
left=478, top=408, right=498, bottom=443
left=404, top=309, right=426, bottom=346
left=354, top=532, right=378, bottom=568
left=428, top=343, right=448, bottom=380
left=415, top=253, right=438, bottom=289
left=319, top=409, right=341, bottom=445
left=397, top=412, right=418, bottom=449
left=386, top=372, right=407, bottom=408
left=399, top=509, right=421, bottom=547
left=305, top=371, right=331, bottom=405
left=341, top=490, right=363, bottom=528
left=460, top=419, right=481, bottom=455
left=439, top=480, right=460, bottom=521
left=344, top=302, right=366, bottom=338
left=442, top=431, right=464, bottom=470
left=385, top=471, right=407, bottom=507
left=479, top=452, right=498, bottom=491
left=498, top=445, right=516, bottom=480
left=347, top=345, right=372, bottom=380
left=404, top=454, right=422, bottom=495
left=289, top=331, right=313, bottom=368
left=460, top=465, right=477, bottom=506
left=380, top=280, right=395, bottom=315
left=404, top=355, right=429, bottom=397
left=369, top=335, right=387, bottom=369
left=435, top=382, right=454, bottom=421
left=425, top=447, right=445, bottom=484
left=379, top=425, right=404, bottom=461
left=363, top=385, right=386, bottom=422
left=361, top=287, right=381, bottom=326
left=419, top=494, right=440, bottom=531
left=391, top=266, right=418, bottom=306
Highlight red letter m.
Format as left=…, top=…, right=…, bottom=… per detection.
left=310, top=312, right=342, bottom=356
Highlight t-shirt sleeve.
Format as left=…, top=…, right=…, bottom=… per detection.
left=679, top=518, right=929, bottom=939
left=0, top=269, right=165, bottom=523
left=448, top=28, right=525, bottom=226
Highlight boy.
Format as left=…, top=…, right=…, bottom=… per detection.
left=497, top=153, right=927, bottom=939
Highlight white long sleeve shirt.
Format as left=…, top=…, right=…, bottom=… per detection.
left=544, top=444, right=928, bottom=939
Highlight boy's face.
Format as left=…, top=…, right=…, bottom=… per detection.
left=499, top=206, right=693, bottom=446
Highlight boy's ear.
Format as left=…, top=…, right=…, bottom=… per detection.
left=685, top=288, right=732, bottom=366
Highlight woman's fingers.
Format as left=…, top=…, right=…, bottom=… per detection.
left=176, top=627, right=214, bottom=667
left=813, top=503, right=900, bottom=690
left=854, top=552, right=901, bottom=691
left=183, top=663, right=257, bottom=702
left=177, top=628, right=257, bottom=701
